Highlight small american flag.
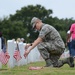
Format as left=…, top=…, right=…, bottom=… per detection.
left=0, top=51, right=10, bottom=65
left=13, top=43, right=22, bottom=61
left=13, top=50, right=22, bottom=61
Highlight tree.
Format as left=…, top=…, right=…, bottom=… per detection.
left=9, top=4, right=53, bottom=42
left=0, top=4, right=75, bottom=43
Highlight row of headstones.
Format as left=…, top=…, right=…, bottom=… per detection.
left=0, top=40, right=43, bottom=68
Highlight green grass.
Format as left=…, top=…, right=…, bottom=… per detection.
left=0, top=61, right=75, bottom=75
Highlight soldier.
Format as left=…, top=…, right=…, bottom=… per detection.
left=24, top=17, right=74, bottom=67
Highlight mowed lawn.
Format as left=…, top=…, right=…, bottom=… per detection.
left=0, top=61, right=75, bottom=75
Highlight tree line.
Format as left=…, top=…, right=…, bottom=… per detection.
left=0, top=5, right=75, bottom=43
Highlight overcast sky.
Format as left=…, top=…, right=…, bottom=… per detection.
left=0, top=0, right=75, bottom=19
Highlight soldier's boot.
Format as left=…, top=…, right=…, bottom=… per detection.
left=62, top=56, right=74, bottom=67
left=44, top=59, right=53, bottom=67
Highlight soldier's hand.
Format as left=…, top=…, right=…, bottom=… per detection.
left=24, top=50, right=30, bottom=58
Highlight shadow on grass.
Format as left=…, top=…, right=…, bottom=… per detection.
left=0, top=68, right=8, bottom=71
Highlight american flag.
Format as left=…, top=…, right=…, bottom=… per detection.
left=13, top=43, right=22, bottom=61
left=13, top=50, right=22, bottom=61
left=0, top=51, right=10, bottom=65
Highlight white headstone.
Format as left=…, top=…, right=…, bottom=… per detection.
left=7, top=40, right=15, bottom=68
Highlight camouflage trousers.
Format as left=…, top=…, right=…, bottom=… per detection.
left=37, top=42, right=64, bottom=67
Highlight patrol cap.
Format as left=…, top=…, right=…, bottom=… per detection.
left=31, top=17, right=39, bottom=29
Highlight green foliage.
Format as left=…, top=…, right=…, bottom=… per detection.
left=9, top=4, right=53, bottom=42
left=59, top=31, right=67, bottom=43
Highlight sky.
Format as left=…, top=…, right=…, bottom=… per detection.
left=0, top=0, right=75, bottom=19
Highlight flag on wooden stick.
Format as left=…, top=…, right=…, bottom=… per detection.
left=13, top=42, right=22, bottom=61
left=0, top=37, right=10, bottom=65
left=0, top=51, right=10, bottom=65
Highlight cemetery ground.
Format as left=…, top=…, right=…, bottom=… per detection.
left=0, top=61, right=75, bottom=75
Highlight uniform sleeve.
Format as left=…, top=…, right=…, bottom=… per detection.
left=39, top=26, right=50, bottom=39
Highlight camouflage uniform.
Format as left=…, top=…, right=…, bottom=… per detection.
left=37, top=23, right=65, bottom=67
left=31, top=17, right=74, bottom=67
